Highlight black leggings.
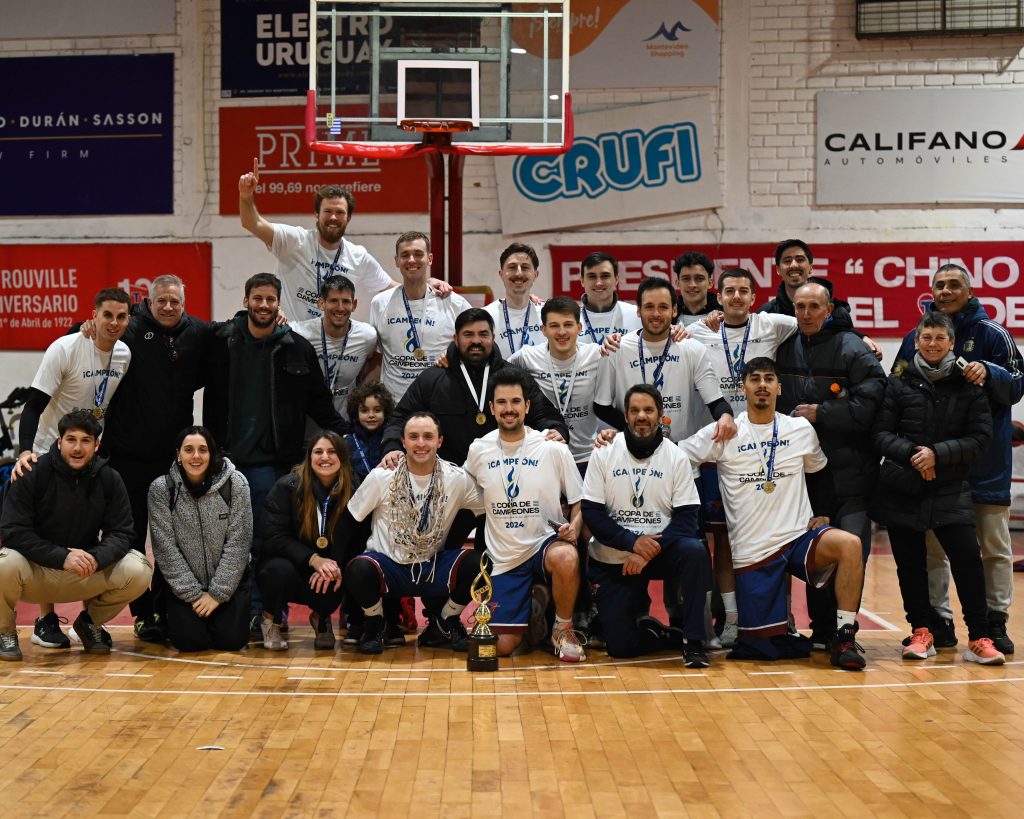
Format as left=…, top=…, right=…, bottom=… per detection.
left=257, top=557, right=346, bottom=621
left=344, top=551, right=481, bottom=611
left=164, top=584, right=251, bottom=652
left=888, top=523, right=988, bottom=640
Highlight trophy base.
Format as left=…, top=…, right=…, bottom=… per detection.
left=467, top=634, right=499, bottom=672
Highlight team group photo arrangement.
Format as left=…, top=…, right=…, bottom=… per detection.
left=1, top=1, right=1024, bottom=817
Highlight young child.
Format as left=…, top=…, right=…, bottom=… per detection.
left=345, top=381, right=393, bottom=481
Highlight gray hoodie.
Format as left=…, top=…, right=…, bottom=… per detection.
left=147, top=458, right=252, bottom=603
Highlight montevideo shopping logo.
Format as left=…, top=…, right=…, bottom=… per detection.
left=644, top=21, right=691, bottom=42
left=513, top=122, right=702, bottom=202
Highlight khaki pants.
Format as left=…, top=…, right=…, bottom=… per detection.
left=0, top=548, right=153, bottom=633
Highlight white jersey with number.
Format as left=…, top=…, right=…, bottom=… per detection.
left=369, top=287, right=472, bottom=402
left=464, top=428, right=584, bottom=574
left=30, top=333, right=131, bottom=455
left=577, top=298, right=642, bottom=345
left=347, top=458, right=484, bottom=564
left=583, top=435, right=699, bottom=565
left=595, top=331, right=723, bottom=442
left=269, top=224, right=392, bottom=323
left=686, top=313, right=798, bottom=422
left=509, top=342, right=603, bottom=463
left=291, top=318, right=378, bottom=420
left=678, top=411, right=827, bottom=568
left=484, top=299, right=544, bottom=360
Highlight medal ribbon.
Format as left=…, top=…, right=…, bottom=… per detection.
left=93, top=347, right=115, bottom=411
left=628, top=466, right=655, bottom=509
left=637, top=332, right=673, bottom=388
left=350, top=433, right=371, bottom=475
left=407, top=468, right=437, bottom=533
left=459, top=362, right=490, bottom=419
left=545, top=352, right=580, bottom=416
left=319, top=320, right=350, bottom=393
left=501, top=299, right=533, bottom=353
left=318, top=494, right=332, bottom=540
left=744, top=415, right=779, bottom=487
left=400, top=287, right=425, bottom=353
left=721, top=321, right=752, bottom=384
left=316, top=243, right=344, bottom=295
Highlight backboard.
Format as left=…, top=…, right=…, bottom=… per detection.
left=306, top=0, right=572, bottom=158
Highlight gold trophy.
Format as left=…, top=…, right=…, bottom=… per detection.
left=466, top=555, right=499, bottom=672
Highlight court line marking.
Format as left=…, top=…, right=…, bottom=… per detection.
left=859, top=607, right=902, bottom=632
left=660, top=673, right=705, bottom=678
left=381, top=677, right=429, bottom=682
left=575, top=675, right=616, bottom=680
left=287, top=676, right=337, bottom=681
left=4, top=675, right=1023, bottom=699
left=18, top=670, right=64, bottom=676
left=196, top=675, right=242, bottom=680
left=105, top=673, right=152, bottom=678
left=749, top=671, right=794, bottom=676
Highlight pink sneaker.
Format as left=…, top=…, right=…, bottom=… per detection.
left=552, top=622, right=586, bottom=663
left=964, top=637, right=1005, bottom=665
left=902, top=627, right=935, bottom=660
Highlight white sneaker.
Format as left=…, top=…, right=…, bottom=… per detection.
left=706, top=634, right=723, bottom=650
left=721, top=618, right=738, bottom=649
left=552, top=622, right=586, bottom=663
left=261, top=618, right=288, bottom=651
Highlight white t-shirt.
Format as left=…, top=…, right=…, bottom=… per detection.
left=347, top=458, right=484, bottom=564
left=290, top=317, right=378, bottom=420
left=369, top=287, right=472, bottom=402
left=678, top=412, right=828, bottom=568
left=509, top=342, right=603, bottom=463
left=269, top=224, right=392, bottom=323
left=583, top=435, right=699, bottom=565
left=595, top=331, right=723, bottom=442
left=464, top=428, right=584, bottom=574
left=483, top=299, right=544, bottom=360
left=577, top=298, right=642, bottom=345
left=30, top=333, right=131, bottom=455
left=686, top=313, right=797, bottom=422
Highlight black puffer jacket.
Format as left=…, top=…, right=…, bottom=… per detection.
left=870, top=359, right=992, bottom=530
left=775, top=322, right=887, bottom=509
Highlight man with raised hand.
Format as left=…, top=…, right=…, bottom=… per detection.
left=583, top=384, right=711, bottom=667
left=0, top=410, right=151, bottom=661
left=464, top=369, right=586, bottom=662
left=12, top=287, right=132, bottom=650
left=370, top=231, right=472, bottom=403
left=290, top=274, right=379, bottom=422
left=484, top=243, right=545, bottom=360
left=344, top=412, right=485, bottom=654
left=679, top=357, right=867, bottom=670
left=891, top=263, right=1024, bottom=654
left=576, top=251, right=642, bottom=346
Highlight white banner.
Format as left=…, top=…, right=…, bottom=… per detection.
left=495, top=97, right=722, bottom=234
left=0, top=1, right=175, bottom=38
left=816, top=88, right=1024, bottom=205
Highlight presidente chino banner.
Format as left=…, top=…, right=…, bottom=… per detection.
left=218, top=105, right=428, bottom=215
left=549, top=242, right=1024, bottom=337
left=0, top=244, right=212, bottom=351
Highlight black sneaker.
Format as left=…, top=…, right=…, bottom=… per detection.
left=988, top=614, right=1014, bottom=655
left=637, top=615, right=686, bottom=652
left=929, top=615, right=957, bottom=648
left=343, top=623, right=363, bottom=646
left=249, top=615, right=263, bottom=643
left=418, top=614, right=468, bottom=651
left=810, top=632, right=831, bottom=652
left=73, top=611, right=112, bottom=654
left=357, top=616, right=385, bottom=655
left=133, top=614, right=166, bottom=644
left=0, top=632, right=22, bottom=661
left=309, top=612, right=336, bottom=650
left=830, top=624, right=866, bottom=670
left=683, top=640, right=710, bottom=668
left=32, top=612, right=70, bottom=649
left=383, top=618, right=407, bottom=647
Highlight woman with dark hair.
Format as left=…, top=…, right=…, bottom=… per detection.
left=871, top=311, right=1003, bottom=664
left=257, top=429, right=368, bottom=650
left=148, top=426, right=253, bottom=652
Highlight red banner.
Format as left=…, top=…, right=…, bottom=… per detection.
left=218, top=105, right=428, bottom=215
left=550, top=242, right=1024, bottom=337
left=0, top=243, right=212, bottom=351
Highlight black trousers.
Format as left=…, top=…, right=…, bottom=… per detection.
left=258, top=556, right=345, bottom=621
left=165, top=583, right=251, bottom=652
left=105, top=452, right=169, bottom=620
left=888, top=522, right=988, bottom=640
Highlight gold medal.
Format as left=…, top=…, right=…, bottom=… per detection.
left=315, top=536, right=328, bottom=549
left=414, top=348, right=425, bottom=360
left=92, top=407, right=105, bottom=419
left=476, top=412, right=487, bottom=425
left=762, top=480, right=776, bottom=494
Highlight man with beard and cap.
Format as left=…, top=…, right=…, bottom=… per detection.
left=891, top=263, right=1024, bottom=654
left=774, top=281, right=886, bottom=650
left=484, top=243, right=546, bottom=360
left=238, top=166, right=452, bottom=322
left=582, top=384, right=711, bottom=667
left=203, top=272, right=347, bottom=630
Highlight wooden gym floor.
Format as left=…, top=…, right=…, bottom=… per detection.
left=3, top=534, right=1024, bottom=818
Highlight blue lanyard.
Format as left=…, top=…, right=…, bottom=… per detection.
left=319, top=321, right=350, bottom=392
left=94, top=347, right=114, bottom=409
left=407, top=467, right=437, bottom=533
left=721, top=321, right=752, bottom=384
left=637, top=332, right=672, bottom=387
left=400, top=288, right=423, bottom=352
left=350, top=434, right=371, bottom=474
left=580, top=296, right=605, bottom=345
left=317, top=244, right=343, bottom=295
left=319, top=494, right=331, bottom=538
left=501, top=299, right=532, bottom=353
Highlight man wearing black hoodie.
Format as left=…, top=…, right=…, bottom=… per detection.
left=0, top=410, right=150, bottom=661
left=774, top=281, right=886, bottom=647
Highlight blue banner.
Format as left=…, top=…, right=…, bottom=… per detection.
left=0, top=54, right=174, bottom=216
